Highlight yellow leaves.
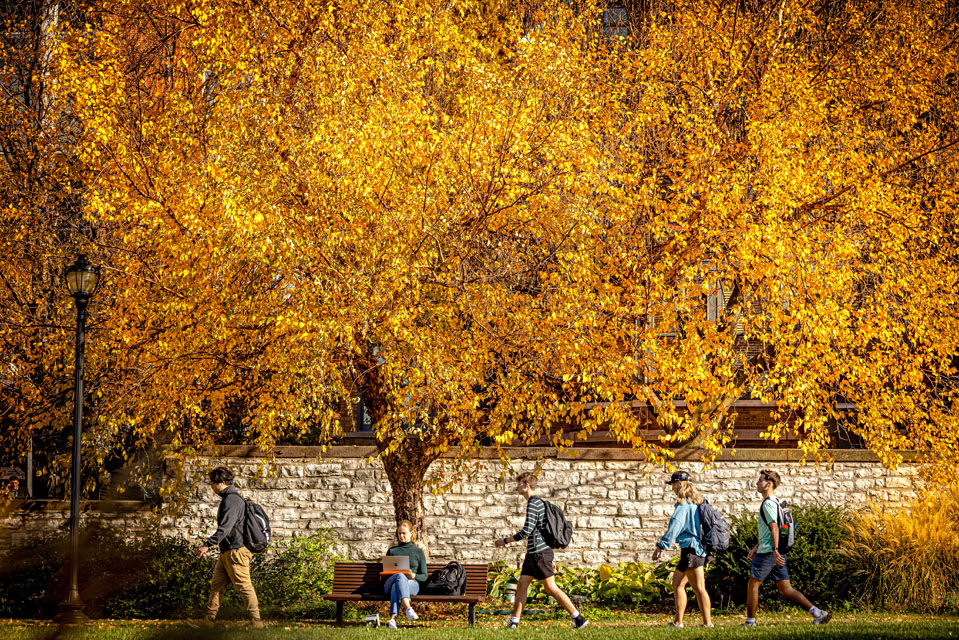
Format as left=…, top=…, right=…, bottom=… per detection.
left=3, top=0, right=957, bottom=493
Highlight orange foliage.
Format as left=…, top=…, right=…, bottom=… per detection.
left=2, top=0, right=958, bottom=513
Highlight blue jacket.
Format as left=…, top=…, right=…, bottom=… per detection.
left=657, top=501, right=705, bottom=557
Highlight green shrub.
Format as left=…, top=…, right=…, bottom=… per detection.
left=707, top=502, right=850, bottom=609
left=252, top=529, right=340, bottom=618
left=487, top=558, right=675, bottom=608
left=593, top=559, right=676, bottom=606
left=100, top=532, right=215, bottom=619
left=0, top=525, right=341, bottom=619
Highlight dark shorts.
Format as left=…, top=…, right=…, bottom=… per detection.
left=677, top=547, right=710, bottom=572
left=521, top=549, right=555, bottom=580
left=750, top=552, right=790, bottom=582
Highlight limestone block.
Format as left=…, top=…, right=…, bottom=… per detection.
left=350, top=542, right=385, bottom=560
left=343, top=489, right=370, bottom=503
left=581, top=516, right=614, bottom=529
left=583, top=551, right=606, bottom=565
left=442, top=501, right=469, bottom=516
left=321, top=477, right=351, bottom=489
left=305, top=463, right=343, bottom=476
left=476, top=506, right=508, bottom=519
left=617, top=502, right=651, bottom=516
left=884, top=475, right=912, bottom=489
left=612, top=517, right=642, bottom=529
left=582, top=504, right=619, bottom=516
left=600, top=529, right=630, bottom=542
left=650, top=503, right=673, bottom=517
left=573, top=529, right=600, bottom=544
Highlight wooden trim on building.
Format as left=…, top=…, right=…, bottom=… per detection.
left=195, top=445, right=922, bottom=463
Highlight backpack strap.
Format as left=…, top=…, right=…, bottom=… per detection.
left=229, top=493, right=248, bottom=537
left=760, top=497, right=780, bottom=526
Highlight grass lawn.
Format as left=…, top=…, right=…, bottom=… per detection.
left=2, top=612, right=958, bottom=639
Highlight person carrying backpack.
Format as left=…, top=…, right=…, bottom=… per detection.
left=493, top=472, right=588, bottom=629
left=742, top=469, right=831, bottom=627
left=190, top=466, right=263, bottom=629
left=651, top=470, right=713, bottom=628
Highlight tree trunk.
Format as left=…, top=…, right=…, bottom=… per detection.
left=380, top=438, right=440, bottom=558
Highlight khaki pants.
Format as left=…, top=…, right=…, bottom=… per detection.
left=205, top=547, right=260, bottom=621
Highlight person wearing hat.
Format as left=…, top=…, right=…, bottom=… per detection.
left=651, top=470, right=712, bottom=628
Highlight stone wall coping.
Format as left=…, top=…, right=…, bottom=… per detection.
left=187, top=445, right=922, bottom=463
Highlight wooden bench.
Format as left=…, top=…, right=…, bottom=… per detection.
left=324, top=562, right=489, bottom=626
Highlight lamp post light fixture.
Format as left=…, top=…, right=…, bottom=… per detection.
left=55, top=254, right=100, bottom=624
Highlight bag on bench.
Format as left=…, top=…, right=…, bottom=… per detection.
left=422, top=561, right=467, bottom=595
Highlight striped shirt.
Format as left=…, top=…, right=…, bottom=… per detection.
left=512, top=495, right=550, bottom=555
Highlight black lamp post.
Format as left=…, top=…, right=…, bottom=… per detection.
left=55, top=254, right=100, bottom=624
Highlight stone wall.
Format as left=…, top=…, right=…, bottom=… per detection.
left=0, top=500, right=159, bottom=550
left=1, top=447, right=921, bottom=567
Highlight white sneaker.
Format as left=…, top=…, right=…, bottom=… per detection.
left=813, top=612, right=832, bottom=625
left=406, top=607, right=419, bottom=622
left=386, top=619, right=398, bottom=629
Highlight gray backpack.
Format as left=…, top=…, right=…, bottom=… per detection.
left=761, top=497, right=795, bottom=553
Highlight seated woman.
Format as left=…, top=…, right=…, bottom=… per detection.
left=383, top=519, right=427, bottom=629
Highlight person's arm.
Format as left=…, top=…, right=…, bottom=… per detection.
left=202, top=493, right=244, bottom=549
left=656, top=506, right=684, bottom=551
left=413, top=547, right=428, bottom=582
left=512, top=497, right=542, bottom=542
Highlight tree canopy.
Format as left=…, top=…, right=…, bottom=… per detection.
left=2, top=0, right=958, bottom=530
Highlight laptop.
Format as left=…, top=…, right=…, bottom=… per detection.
left=381, top=555, right=410, bottom=572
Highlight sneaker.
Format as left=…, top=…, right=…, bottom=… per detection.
left=813, top=611, right=832, bottom=625
left=573, top=615, right=588, bottom=629
left=740, top=620, right=757, bottom=627
left=387, top=619, right=398, bottom=629
left=504, top=620, right=519, bottom=629
left=666, top=621, right=684, bottom=628
left=186, top=617, right=215, bottom=629
left=702, top=623, right=715, bottom=628
left=406, top=607, right=419, bottom=622
left=250, top=619, right=265, bottom=629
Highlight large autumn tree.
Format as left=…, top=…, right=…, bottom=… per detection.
left=2, top=0, right=958, bottom=540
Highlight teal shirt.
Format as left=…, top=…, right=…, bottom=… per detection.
left=386, top=542, right=428, bottom=583
left=757, top=498, right=780, bottom=554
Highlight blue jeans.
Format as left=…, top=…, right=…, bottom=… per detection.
left=384, top=574, right=419, bottom=616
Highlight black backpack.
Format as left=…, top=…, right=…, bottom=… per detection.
left=242, top=500, right=272, bottom=553
left=423, top=561, right=467, bottom=595
left=697, top=499, right=730, bottom=554
left=761, top=497, right=795, bottom=553
left=540, top=500, right=573, bottom=549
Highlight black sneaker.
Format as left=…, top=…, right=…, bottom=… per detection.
left=573, top=615, right=589, bottom=629
left=504, top=620, right=519, bottom=629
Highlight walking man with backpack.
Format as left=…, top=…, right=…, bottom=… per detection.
left=494, top=472, right=588, bottom=629
left=191, top=466, right=264, bottom=629
left=743, top=469, right=831, bottom=627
